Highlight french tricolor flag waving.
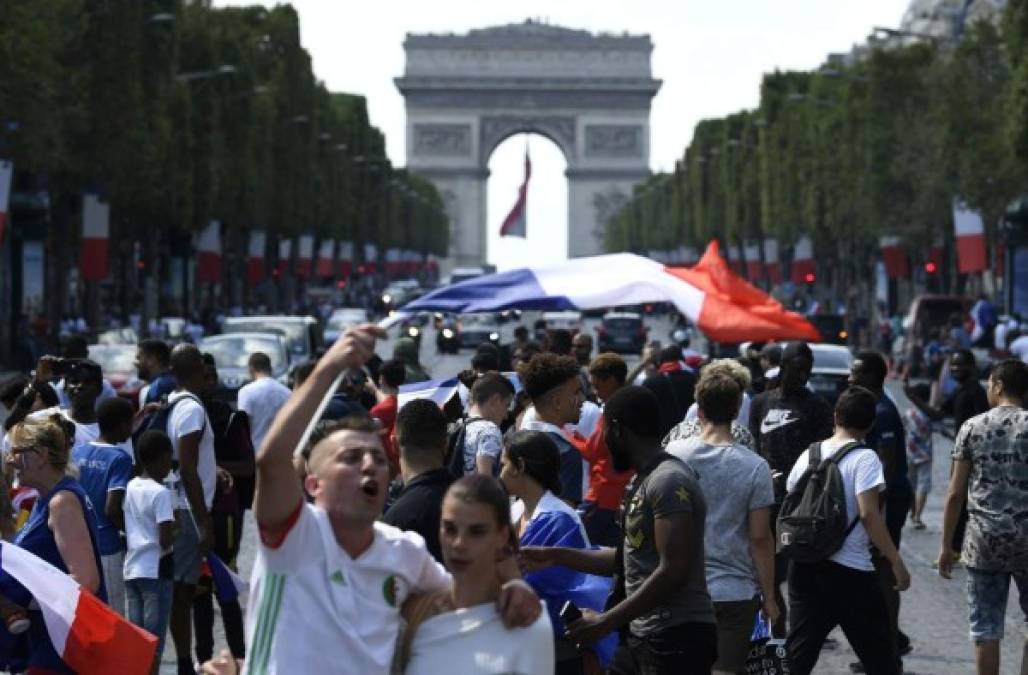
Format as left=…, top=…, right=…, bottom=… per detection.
left=0, top=541, right=158, bottom=675
left=396, top=241, right=820, bottom=343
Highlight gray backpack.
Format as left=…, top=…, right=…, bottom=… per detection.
left=776, top=441, right=863, bottom=563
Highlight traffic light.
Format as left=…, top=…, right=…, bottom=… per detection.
left=804, top=272, right=816, bottom=284
left=924, top=261, right=937, bottom=274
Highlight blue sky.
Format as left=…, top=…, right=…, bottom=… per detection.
left=217, top=1, right=911, bottom=269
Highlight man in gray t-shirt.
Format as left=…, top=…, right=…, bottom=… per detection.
left=623, top=455, right=715, bottom=635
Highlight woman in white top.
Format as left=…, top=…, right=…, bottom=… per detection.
left=399, top=475, right=554, bottom=675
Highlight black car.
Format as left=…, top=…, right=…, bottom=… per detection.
left=459, top=314, right=501, bottom=350
left=596, top=312, right=648, bottom=354
left=436, top=318, right=461, bottom=354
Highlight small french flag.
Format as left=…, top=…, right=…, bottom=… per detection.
left=0, top=541, right=158, bottom=674
left=206, top=553, right=249, bottom=603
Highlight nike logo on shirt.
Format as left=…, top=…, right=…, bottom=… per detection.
left=760, top=409, right=800, bottom=434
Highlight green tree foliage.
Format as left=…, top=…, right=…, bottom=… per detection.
left=0, top=0, right=448, bottom=316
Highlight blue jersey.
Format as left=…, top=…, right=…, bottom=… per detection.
left=71, top=442, right=133, bottom=555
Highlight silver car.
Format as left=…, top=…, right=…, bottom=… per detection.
left=199, top=332, right=290, bottom=398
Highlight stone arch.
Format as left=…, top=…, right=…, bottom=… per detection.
left=396, top=20, right=661, bottom=269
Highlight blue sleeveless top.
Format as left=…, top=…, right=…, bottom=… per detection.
left=10, top=476, right=107, bottom=673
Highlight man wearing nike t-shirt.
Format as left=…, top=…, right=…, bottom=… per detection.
left=748, top=341, right=833, bottom=635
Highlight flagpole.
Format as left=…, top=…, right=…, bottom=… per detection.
left=292, top=372, right=345, bottom=459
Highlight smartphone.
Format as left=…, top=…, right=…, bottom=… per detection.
left=560, top=600, right=582, bottom=627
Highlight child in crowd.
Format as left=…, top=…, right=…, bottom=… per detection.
left=904, top=383, right=934, bottom=529
left=123, top=431, right=177, bottom=673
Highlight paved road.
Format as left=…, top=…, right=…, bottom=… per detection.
left=161, top=327, right=1026, bottom=674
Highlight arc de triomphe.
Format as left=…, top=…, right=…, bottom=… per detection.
left=395, top=20, right=662, bottom=269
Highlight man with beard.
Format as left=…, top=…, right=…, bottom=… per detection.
left=521, top=385, right=716, bottom=674
left=136, top=339, right=176, bottom=405
left=904, top=349, right=989, bottom=560
left=748, top=341, right=834, bottom=635
left=246, top=325, right=540, bottom=675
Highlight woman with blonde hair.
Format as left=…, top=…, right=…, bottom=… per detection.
left=663, top=358, right=757, bottom=450
left=1, top=413, right=106, bottom=673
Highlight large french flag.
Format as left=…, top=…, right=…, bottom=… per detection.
left=338, top=241, right=354, bottom=277
left=397, top=241, right=819, bottom=343
left=953, top=201, right=987, bottom=273
left=197, top=220, right=222, bottom=284
left=276, top=238, right=292, bottom=277
left=80, top=193, right=110, bottom=282
left=316, top=239, right=336, bottom=278
left=764, top=238, right=781, bottom=284
left=879, top=235, right=908, bottom=279
left=791, top=236, right=815, bottom=284
left=0, top=542, right=158, bottom=675
left=0, top=160, right=12, bottom=245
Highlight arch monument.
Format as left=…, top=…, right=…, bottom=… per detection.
left=395, top=20, right=662, bottom=269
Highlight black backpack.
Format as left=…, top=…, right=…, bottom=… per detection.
left=776, top=441, right=864, bottom=563
left=445, top=416, right=484, bottom=478
left=131, top=393, right=206, bottom=449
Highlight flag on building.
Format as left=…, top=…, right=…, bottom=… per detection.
left=0, top=541, right=158, bottom=675
left=364, top=243, right=378, bottom=274
left=338, top=241, right=354, bottom=277
left=247, top=231, right=266, bottom=285
left=276, top=238, right=292, bottom=277
left=80, top=193, right=111, bottom=282
left=385, top=248, right=402, bottom=275
left=0, top=160, right=12, bottom=245
left=879, top=235, right=908, bottom=279
left=500, top=151, right=531, bottom=237
left=396, top=241, right=819, bottom=343
left=296, top=235, right=314, bottom=279
left=744, top=242, right=763, bottom=280
left=791, top=236, right=815, bottom=285
left=196, top=220, right=221, bottom=284
left=763, top=238, right=781, bottom=283
left=953, top=201, right=987, bottom=274
left=316, top=239, right=335, bottom=278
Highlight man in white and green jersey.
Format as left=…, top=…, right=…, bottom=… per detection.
left=244, top=325, right=540, bottom=675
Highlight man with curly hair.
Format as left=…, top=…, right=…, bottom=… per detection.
left=517, top=353, right=586, bottom=504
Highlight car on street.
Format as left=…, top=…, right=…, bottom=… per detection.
left=221, top=315, right=322, bottom=366
left=88, top=344, right=144, bottom=407
left=437, top=316, right=461, bottom=354
left=808, top=343, right=853, bottom=406
left=199, top=332, right=290, bottom=401
left=323, top=308, right=371, bottom=345
left=596, top=312, right=648, bottom=354
left=446, top=266, right=488, bottom=285
left=808, top=314, right=849, bottom=345
left=542, top=311, right=582, bottom=335
left=459, top=314, right=501, bottom=349
left=380, top=280, right=421, bottom=312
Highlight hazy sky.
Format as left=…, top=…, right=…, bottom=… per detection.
left=217, top=1, right=911, bottom=270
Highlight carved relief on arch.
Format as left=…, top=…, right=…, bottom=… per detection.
left=479, top=116, right=575, bottom=165
left=413, top=124, right=472, bottom=157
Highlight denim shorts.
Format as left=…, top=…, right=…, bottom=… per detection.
left=908, top=458, right=932, bottom=495
left=966, top=567, right=1028, bottom=642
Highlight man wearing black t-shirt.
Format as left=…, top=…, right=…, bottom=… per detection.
left=851, top=351, right=912, bottom=670
left=904, top=349, right=989, bottom=557
left=748, top=341, right=834, bottom=635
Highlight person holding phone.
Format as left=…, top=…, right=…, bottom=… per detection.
left=501, top=430, right=616, bottom=673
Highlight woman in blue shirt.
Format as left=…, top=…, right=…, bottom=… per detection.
left=500, top=430, right=615, bottom=673
left=4, top=414, right=106, bottom=674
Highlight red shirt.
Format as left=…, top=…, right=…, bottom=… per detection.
left=370, top=395, right=399, bottom=472
left=570, top=419, right=634, bottom=510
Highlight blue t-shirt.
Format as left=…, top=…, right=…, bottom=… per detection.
left=71, top=442, right=133, bottom=555
left=145, top=371, right=177, bottom=405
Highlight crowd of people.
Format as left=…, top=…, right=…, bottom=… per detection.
left=0, top=316, right=1024, bottom=675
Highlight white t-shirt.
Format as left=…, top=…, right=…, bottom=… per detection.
left=237, top=376, right=291, bottom=453
left=405, top=602, right=554, bottom=675
left=165, top=391, right=217, bottom=510
left=1009, top=335, right=1028, bottom=364
left=54, top=378, right=117, bottom=411
left=785, top=438, right=885, bottom=571
left=244, top=503, right=451, bottom=675
left=684, top=391, right=752, bottom=428
left=122, top=477, right=175, bottom=580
